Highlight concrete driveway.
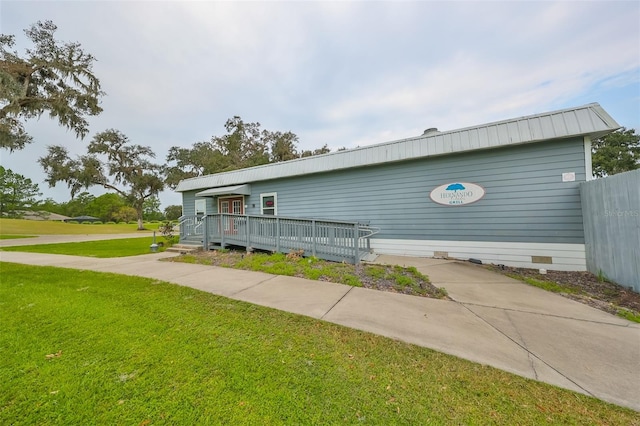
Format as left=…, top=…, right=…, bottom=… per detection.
left=1, top=239, right=638, bottom=411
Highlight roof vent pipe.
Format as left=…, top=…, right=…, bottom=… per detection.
left=423, top=127, right=439, bottom=136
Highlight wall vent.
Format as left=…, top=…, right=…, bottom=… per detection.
left=532, top=256, right=553, bottom=264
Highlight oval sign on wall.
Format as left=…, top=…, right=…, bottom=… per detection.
left=429, top=182, right=485, bottom=206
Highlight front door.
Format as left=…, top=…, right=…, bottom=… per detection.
left=219, top=197, right=244, bottom=233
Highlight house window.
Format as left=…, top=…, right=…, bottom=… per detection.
left=195, top=199, right=206, bottom=216
left=232, top=200, right=242, bottom=214
left=260, top=193, right=277, bottom=215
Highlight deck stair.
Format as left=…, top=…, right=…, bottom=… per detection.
left=166, top=243, right=202, bottom=254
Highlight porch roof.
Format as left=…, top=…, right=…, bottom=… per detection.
left=195, top=184, right=251, bottom=197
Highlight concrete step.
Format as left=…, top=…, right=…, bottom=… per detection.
left=166, top=243, right=202, bottom=254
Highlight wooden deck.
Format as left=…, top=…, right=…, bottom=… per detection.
left=179, top=214, right=378, bottom=264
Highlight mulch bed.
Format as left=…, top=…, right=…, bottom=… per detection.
left=166, top=249, right=448, bottom=298
left=488, top=265, right=640, bottom=317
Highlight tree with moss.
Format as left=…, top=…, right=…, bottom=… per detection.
left=39, top=129, right=164, bottom=230
left=592, top=128, right=639, bottom=178
left=165, top=116, right=333, bottom=189
left=0, top=20, right=104, bottom=151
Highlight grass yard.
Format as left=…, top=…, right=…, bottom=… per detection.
left=0, top=235, right=36, bottom=240
left=1, top=263, right=637, bottom=425
left=1, top=237, right=166, bottom=258
left=0, top=218, right=158, bottom=236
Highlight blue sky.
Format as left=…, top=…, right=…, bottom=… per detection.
left=1, top=1, right=639, bottom=208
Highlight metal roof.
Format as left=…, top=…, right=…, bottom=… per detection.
left=175, top=103, right=620, bottom=192
left=195, top=184, right=251, bottom=197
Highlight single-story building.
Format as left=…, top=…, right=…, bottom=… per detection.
left=63, top=215, right=100, bottom=223
left=175, top=103, right=620, bottom=271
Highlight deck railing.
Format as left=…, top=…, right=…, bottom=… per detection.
left=179, top=214, right=378, bottom=264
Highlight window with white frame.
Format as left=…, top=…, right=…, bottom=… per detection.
left=195, top=199, right=206, bottom=216
left=260, top=193, right=277, bottom=215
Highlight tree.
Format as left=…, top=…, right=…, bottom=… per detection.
left=267, top=131, right=299, bottom=162
left=0, top=166, right=41, bottom=215
left=88, top=192, right=126, bottom=222
left=39, top=129, right=165, bottom=230
left=301, top=144, right=331, bottom=158
left=63, top=191, right=95, bottom=217
left=165, top=117, right=333, bottom=189
left=143, top=195, right=163, bottom=221
left=36, top=197, right=64, bottom=215
left=0, top=21, right=104, bottom=151
left=113, top=206, right=137, bottom=223
left=592, top=128, right=640, bottom=178
left=164, top=204, right=182, bottom=221
left=216, top=116, right=270, bottom=169
left=165, top=117, right=270, bottom=189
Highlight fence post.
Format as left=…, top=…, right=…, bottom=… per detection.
left=276, top=217, right=280, bottom=252
left=246, top=215, right=251, bottom=249
left=202, top=216, right=209, bottom=250
left=312, top=220, right=317, bottom=257
left=220, top=214, right=226, bottom=248
left=353, top=222, right=359, bottom=264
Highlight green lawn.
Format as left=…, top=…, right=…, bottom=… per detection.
left=1, top=237, right=166, bottom=257
left=1, top=263, right=636, bottom=425
left=0, top=235, right=36, bottom=240
left=0, top=218, right=158, bottom=235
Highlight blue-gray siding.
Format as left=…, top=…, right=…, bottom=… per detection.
left=183, top=138, right=587, bottom=244
left=580, top=170, right=640, bottom=292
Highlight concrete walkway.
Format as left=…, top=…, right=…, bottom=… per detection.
left=1, top=245, right=638, bottom=411
left=0, top=232, right=153, bottom=247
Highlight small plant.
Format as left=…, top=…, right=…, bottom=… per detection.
left=180, top=255, right=199, bottom=264
left=393, top=274, right=413, bottom=288
left=286, top=249, right=304, bottom=260
left=617, top=309, right=640, bottom=323
left=304, top=269, right=324, bottom=280
left=158, top=221, right=177, bottom=245
left=342, top=275, right=362, bottom=287
left=597, top=269, right=608, bottom=283
left=506, top=274, right=580, bottom=294
left=364, top=265, right=387, bottom=279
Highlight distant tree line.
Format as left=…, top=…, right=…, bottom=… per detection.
left=0, top=180, right=183, bottom=223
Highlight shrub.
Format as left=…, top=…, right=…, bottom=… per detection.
left=158, top=221, right=177, bottom=245
left=92, top=221, right=103, bottom=225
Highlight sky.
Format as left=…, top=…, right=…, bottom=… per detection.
left=1, top=1, right=639, bottom=209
